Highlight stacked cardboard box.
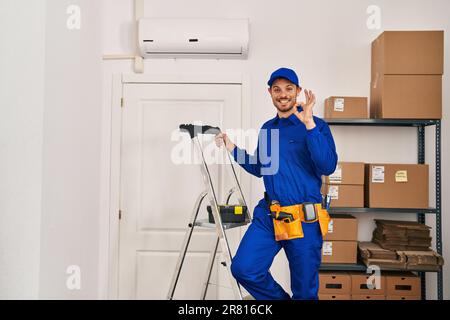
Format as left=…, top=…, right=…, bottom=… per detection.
left=319, top=272, right=352, bottom=300
left=358, top=241, right=444, bottom=272
left=385, top=272, right=421, bottom=300
left=322, top=214, right=358, bottom=264
left=373, top=219, right=431, bottom=251
left=322, top=215, right=358, bottom=264
left=359, top=241, right=406, bottom=269
left=324, top=97, right=368, bottom=119
left=370, top=31, right=443, bottom=119
left=322, top=162, right=365, bottom=208
left=350, top=272, right=386, bottom=300
left=365, top=163, right=429, bottom=208
left=320, top=271, right=417, bottom=300
left=398, top=250, right=444, bottom=272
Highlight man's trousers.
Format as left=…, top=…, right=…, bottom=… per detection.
left=230, top=199, right=323, bottom=300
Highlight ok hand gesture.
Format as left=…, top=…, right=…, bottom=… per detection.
left=295, top=89, right=316, bottom=130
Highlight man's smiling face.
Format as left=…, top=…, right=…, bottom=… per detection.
left=268, top=78, right=301, bottom=114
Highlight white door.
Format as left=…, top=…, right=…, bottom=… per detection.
left=118, top=83, right=244, bottom=299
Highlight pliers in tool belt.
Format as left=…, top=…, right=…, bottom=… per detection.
left=269, top=200, right=294, bottom=222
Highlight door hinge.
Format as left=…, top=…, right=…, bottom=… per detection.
left=121, top=98, right=124, bottom=108
left=119, top=210, right=122, bottom=220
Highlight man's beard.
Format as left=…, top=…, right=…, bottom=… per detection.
left=275, top=101, right=296, bottom=113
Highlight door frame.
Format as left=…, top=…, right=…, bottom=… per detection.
left=100, top=73, right=252, bottom=299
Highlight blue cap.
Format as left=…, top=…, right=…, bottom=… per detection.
left=267, top=68, right=300, bottom=87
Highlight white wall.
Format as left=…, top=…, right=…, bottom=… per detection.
left=101, top=0, right=450, bottom=299
left=0, top=0, right=103, bottom=300
left=39, top=0, right=103, bottom=299
left=0, top=0, right=46, bottom=299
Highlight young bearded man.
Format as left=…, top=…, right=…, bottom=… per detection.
left=215, top=67, right=338, bottom=300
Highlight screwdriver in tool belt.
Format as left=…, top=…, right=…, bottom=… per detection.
left=322, top=194, right=331, bottom=210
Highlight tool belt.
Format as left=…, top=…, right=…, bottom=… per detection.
left=265, top=193, right=331, bottom=241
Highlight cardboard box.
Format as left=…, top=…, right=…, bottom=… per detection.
left=385, top=272, right=421, bottom=297
left=370, top=31, right=444, bottom=119
left=372, top=220, right=432, bottom=251
left=350, top=273, right=386, bottom=295
left=322, top=241, right=357, bottom=264
left=324, top=214, right=358, bottom=241
left=322, top=162, right=365, bottom=207
left=358, top=241, right=408, bottom=269
left=386, top=295, right=421, bottom=300
left=323, top=162, right=365, bottom=185
left=371, top=31, right=444, bottom=76
left=324, top=97, right=368, bottom=119
left=319, top=294, right=351, bottom=300
left=319, top=272, right=351, bottom=294
left=370, top=74, right=442, bottom=119
left=322, top=184, right=364, bottom=208
left=399, top=250, right=445, bottom=271
left=359, top=241, right=399, bottom=260
left=364, top=164, right=429, bottom=208
left=352, top=294, right=385, bottom=300
left=361, top=258, right=407, bottom=270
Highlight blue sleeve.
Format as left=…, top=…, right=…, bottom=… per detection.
left=231, top=142, right=262, bottom=178
left=305, top=120, right=338, bottom=176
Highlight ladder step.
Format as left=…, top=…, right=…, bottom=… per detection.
left=206, top=282, right=233, bottom=290
left=194, top=218, right=249, bottom=230
left=206, top=282, right=253, bottom=299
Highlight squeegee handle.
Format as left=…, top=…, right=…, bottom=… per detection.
left=179, top=124, right=221, bottom=139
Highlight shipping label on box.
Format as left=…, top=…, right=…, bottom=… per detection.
left=328, top=220, right=334, bottom=234
left=323, top=242, right=333, bottom=256
left=329, top=186, right=339, bottom=200
left=372, top=166, right=385, bottom=183
left=334, top=98, right=345, bottom=112
left=328, top=165, right=342, bottom=183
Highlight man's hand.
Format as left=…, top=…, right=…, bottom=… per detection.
left=295, top=89, right=316, bottom=130
left=215, top=133, right=235, bottom=152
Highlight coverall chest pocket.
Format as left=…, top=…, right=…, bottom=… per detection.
left=287, top=138, right=307, bottom=159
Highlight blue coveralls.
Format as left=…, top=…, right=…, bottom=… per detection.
left=230, top=106, right=338, bottom=300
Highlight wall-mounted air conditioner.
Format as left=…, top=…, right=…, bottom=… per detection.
left=138, top=18, right=249, bottom=59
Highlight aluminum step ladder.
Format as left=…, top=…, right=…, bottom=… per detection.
left=167, top=124, right=252, bottom=300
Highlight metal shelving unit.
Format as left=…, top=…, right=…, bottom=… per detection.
left=320, top=262, right=441, bottom=273
left=329, top=207, right=437, bottom=214
left=319, top=118, right=443, bottom=300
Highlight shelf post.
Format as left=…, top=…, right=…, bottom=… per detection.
left=417, top=125, right=426, bottom=300
left=435, top=121, right=443, bottom=300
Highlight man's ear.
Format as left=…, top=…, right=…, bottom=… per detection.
left=296, top=86, right=302, bottom=96
left=268, top=87, right=272, bottom=94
